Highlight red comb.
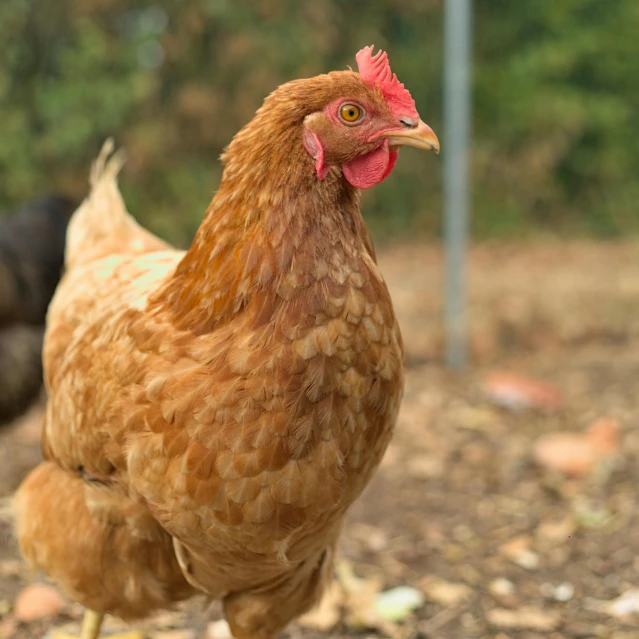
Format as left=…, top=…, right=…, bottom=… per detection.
left=356, top=45, right=419, bottom=119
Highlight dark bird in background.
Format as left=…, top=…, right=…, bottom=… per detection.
left=0, top=195, right=76, bottom=425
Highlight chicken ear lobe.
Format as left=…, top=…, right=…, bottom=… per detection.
left=302, top=127, right=331, bottom=180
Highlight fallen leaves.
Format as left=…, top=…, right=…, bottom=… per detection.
left=298, top=560, right=425, bottom=635
left=374, top=586, right=425, bottom=623
left=486, top=605, right=561, bottom=631
left=13, top=583, right=66, bottom=622
left=481, top=371, right=563, bottom=412
left=605, top=589, right=639, bottom=618
left=498, top=536, right=540, bottom=570
left=534, top=418, right=621, bottom=478
left=535, top=516, right=576, bottom=545
left=488, top=578, right=518, bottom=608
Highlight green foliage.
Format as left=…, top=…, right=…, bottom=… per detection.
left=474, top=0, right=639, bottom=237
left=0, top=0, right=637, bottom=242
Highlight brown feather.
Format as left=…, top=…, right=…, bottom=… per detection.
left=13, top=68, right=406, bottom=637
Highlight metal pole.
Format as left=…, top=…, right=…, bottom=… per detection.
left=443, top=0, right=473, bottom=369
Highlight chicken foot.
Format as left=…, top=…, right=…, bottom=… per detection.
left=53, top=609, right=144, bottom=639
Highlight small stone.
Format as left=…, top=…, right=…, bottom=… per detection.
left=554, top=583, right=574, bottom=602
left=489, top=578, right=516, bottom=598
left=14, top=583, right=66, bottom=622
left=514, top=549, right=540, bottom=570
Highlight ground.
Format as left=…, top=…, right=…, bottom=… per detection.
left=1, top=240, right=638, bottom=638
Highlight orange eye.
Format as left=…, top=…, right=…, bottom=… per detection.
left=339, top=104, right=362, bottom=123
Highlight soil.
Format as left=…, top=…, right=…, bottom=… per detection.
left=1, top=240, right=638, bottom=639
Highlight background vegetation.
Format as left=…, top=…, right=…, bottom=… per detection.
left=1, top=0, right=637, bottom=245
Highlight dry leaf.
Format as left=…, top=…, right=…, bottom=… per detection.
left=534, top=418, right=620, bottom=478
left=14, top=583, right=66, bottom=622
left=536, top=516, right=576, bottom=544
left=498, top=536, right=539, bottom=570
left=334, top=560, right=395, bottom=634
left=488, top=578, right=519, bottom=607
left=481, top=371, right=562, bottom=412
left=487, top=606, right=561, bottom=631
left=407, top=455, right=445, bottom=479
left=606, top=589, right=639, bottom=617
left=419, top=577, right=472, bottom=606
left=374, top=586, right=425, bottom=622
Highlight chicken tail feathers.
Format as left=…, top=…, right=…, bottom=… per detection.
left=90, top=137, right=126, bottom=190
left=65, top=139, right=169, bottom=271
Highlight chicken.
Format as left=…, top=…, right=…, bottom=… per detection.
left=0, top=195, right=76, bottom=424
left=11, top=47, right=439, bottom=639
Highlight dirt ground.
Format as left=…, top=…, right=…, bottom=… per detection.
left=1, top=240, right=638, bottom=639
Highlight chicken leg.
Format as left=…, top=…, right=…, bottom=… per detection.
left=53, top=609, right=144, bottom=639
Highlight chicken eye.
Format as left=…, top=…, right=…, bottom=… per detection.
left=339, top=104, right=363, bottom=124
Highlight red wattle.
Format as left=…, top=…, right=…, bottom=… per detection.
left=342, top=140, right=398, bottom=189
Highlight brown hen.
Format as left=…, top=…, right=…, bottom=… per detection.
left=12, top=47, right=439, bottom=639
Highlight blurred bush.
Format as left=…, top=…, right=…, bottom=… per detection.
left=0, top=0, right=637, bottom=244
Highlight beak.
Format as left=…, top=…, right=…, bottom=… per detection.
left=381, top=120, right=440, bottom=154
